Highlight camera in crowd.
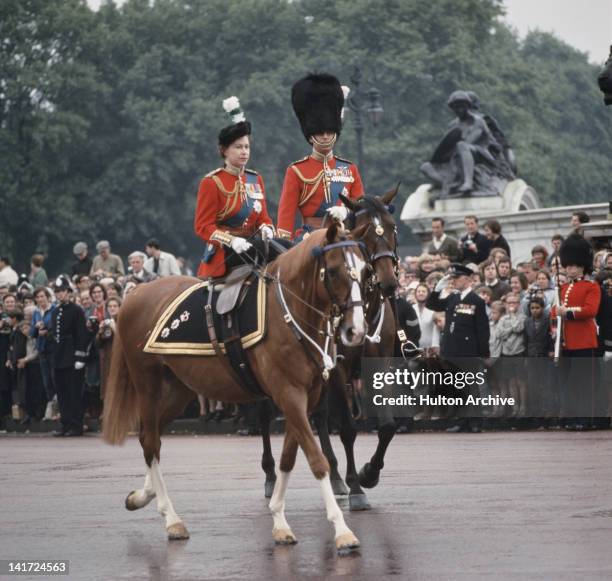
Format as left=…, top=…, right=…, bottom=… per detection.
left=0, top=312, right=11, bottom=331
left=87, top=316, right=100, bottom=333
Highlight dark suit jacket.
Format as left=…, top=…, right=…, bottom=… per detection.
left=426, top=289, right=490, bottom=358
left=50, top=302, right=88, bottom=369
left=426, top=235, right=461, bottom=262
left=459, top=232, right=491, bottom=264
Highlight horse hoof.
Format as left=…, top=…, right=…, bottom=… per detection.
left=349, top=493, right=372, bottom=512
left=125, top=490, right=155, bottom=511
left=264, top=479, right=276, bottom=499
left=273, top=528, right=297, bottom=545
left=167, top=522, right=190, bottom=540
left=331, top=478, right=349, bottom=496
left=336, top=532, right=360, bottom=554
left=358, top=463, right=380, bottom=489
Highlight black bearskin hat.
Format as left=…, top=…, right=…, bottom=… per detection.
left=560, top=233, right=593, bottom=273
left=291, top=73, right=344, bottom=142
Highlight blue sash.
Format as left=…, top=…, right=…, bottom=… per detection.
left=314, top=159, right=351, bottom=217
left=202, top=172, right=260, bottom=263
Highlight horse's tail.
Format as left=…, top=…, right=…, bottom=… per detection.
left=103, top=329, right=139, bottom=445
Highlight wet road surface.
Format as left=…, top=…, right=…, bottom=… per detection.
left=1, top=431, right=612, bottom=580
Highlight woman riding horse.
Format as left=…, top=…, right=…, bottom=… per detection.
left=194, top=96, right=276, bottom=279
left=103, top=223, right=369, bottom=552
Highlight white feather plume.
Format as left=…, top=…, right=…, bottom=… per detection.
left=222, top=96, right=246, bottom=122
left=341, top=85, right=351, bottom=120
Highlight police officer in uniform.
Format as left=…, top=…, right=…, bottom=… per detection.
left=50, top=275, right=88, bottom=437
left=426, top=263, right=490, bottom=432
left=276, top=73, right=364, bottom=241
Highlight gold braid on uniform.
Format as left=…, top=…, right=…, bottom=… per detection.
left=211, top=174, right=247, bottom=221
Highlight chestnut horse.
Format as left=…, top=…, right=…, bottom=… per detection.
left=103, top=224, right=367, bottom=552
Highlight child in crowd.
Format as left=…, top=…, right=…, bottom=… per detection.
left=487, top=301, right=506, bottom=415
left=524, top=297, right=554, bottom=420
left=475, top=285, right=493, bottom=317
left=498, top=294, right=527, bottom=416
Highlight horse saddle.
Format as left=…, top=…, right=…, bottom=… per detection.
left=143, top=272, right=266, bottom=357
left=216, top=265, right=254, bottom=315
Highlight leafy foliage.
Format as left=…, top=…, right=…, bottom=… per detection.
left=1, top=0, right=610, bottom=272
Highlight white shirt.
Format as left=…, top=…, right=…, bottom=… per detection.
left=431, top=233, right=447, bottom=250
left=460, top=286, right=473, bottom=300
left=144, top=251, right=181, bottom=277
left=0, top=265, right=18, bottom=286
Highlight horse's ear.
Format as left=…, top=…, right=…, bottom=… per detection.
left=379, top=181, right=401, bottom=206
left=326, top=221, right=339, bottom=245
left=339, top=193, right=359, bottom=212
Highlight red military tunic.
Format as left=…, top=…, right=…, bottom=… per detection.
left=550, top=279, right=601, bottom=350
left=276, top=151, right=364, bottom=240
left=194, top=165, right=273, bottom=278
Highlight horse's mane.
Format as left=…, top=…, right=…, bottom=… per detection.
left=272, top=229, right=327, bottom=281
left=355, top=195, right=388, bottom=216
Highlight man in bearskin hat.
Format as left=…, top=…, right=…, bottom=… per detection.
left=551, top=233, right=602, bottom=430
left=50, top=275, right=88, bottom=436
left=276, top=73, right=364, bottom=241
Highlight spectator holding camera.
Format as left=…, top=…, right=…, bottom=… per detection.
left=97, top=297, right=121, bottom=403
left=459, top=215, right=491, bottom=264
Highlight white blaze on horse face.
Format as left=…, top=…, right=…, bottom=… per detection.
left=343, top=249, right=366, bottom=344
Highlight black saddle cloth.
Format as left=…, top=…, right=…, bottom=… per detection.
left=143, top=277, right=265, bottom=356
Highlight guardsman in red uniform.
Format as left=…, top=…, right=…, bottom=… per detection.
left=277, top=73, right=364, bottom=241
left=550, top=233, right=602, bottom=429
left=195, top=97, right=275, bottom=278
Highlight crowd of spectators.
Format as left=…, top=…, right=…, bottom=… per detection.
left=0, top=239, right=194, bottom=429
left=0, top=208, right=610, bottom=433
left=393, top=211, right=612, bottom=428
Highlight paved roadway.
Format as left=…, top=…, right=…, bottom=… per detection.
left=1, top=431, right=612, bottom=581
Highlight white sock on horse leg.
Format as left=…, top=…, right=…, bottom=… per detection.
left=319, top=474, right=352, bottom=539
left=269, top=470, right=292, bottom=532
left=129, top=467, right=156, bottom=508
left=149, top=458, right=182, bottom=528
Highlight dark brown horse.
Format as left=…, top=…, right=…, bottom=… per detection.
left=103, top=224, right=367, bottom=552
left=257, top=188, right=401, bottom=510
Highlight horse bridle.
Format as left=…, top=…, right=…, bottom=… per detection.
left=314, top=240, right=366, bottom=320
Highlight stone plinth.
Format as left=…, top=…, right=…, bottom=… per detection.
left=401, top=180, right=608, bottom=261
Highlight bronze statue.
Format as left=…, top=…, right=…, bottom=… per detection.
left=420, top=90, right=515, bottom=199
left=598, top=45, right=612, bottom=105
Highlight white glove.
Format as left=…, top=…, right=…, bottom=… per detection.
left=435, top=275, right=451, bottom=293
left=75, top=362, right=85, bottom=371
left=327, top=205, right=348, bottom=223
left=230, top=236, right=252, bottom=254
left=604, top=351, right=612, bottom=363
left=260, top=225, right=274, bottom=241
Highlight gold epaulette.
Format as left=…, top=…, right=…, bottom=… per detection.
left=290, top=156, right=310, bottom=166
left=204, top=167, right=223, bottom=178
left=245, top=168, right=258, bottom=175
left=334, top=155, right=353, bottom=165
